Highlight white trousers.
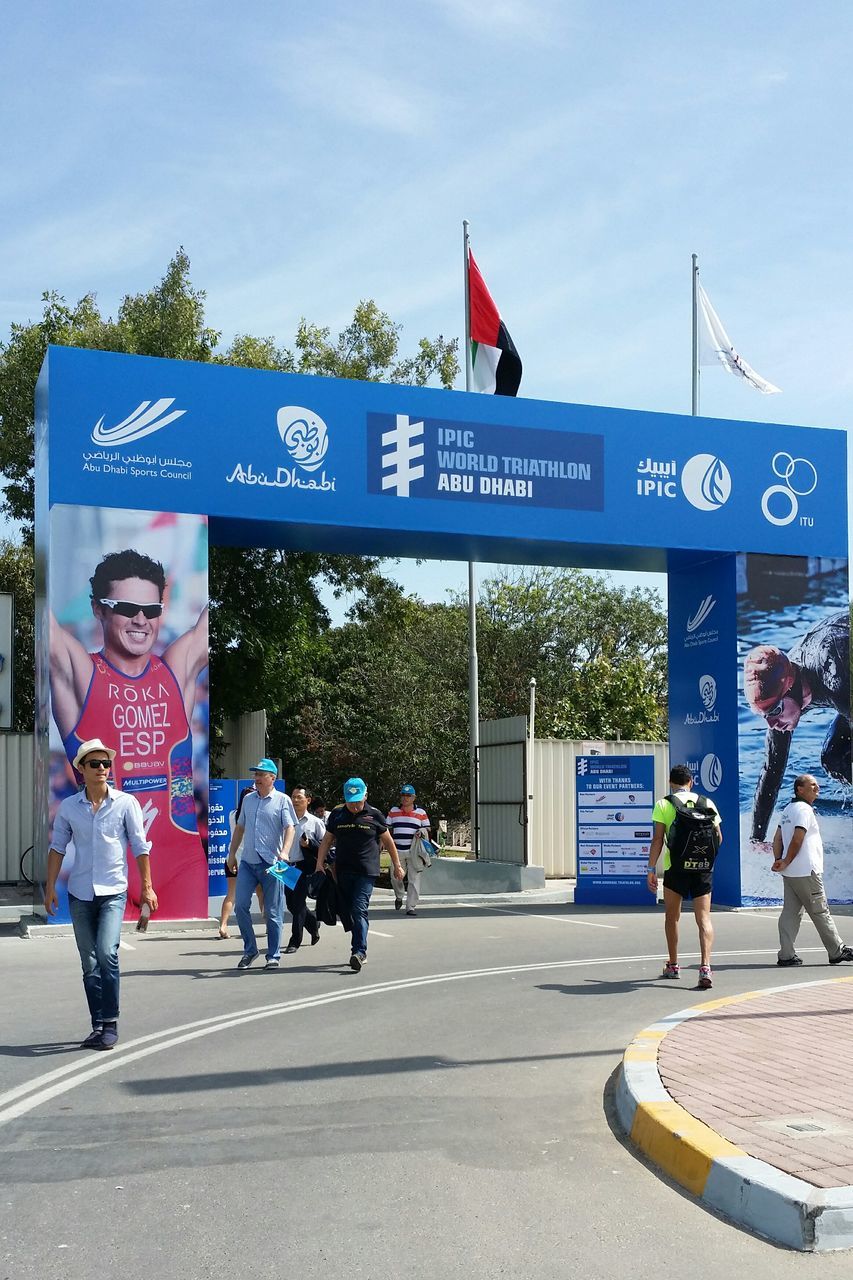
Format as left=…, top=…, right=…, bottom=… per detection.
left=393, top=855, right=422, bottom=910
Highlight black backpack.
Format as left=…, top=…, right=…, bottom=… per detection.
left=665, top=793, right=720, bottom=874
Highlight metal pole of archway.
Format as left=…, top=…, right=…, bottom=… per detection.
left=692, top=252, right=699, bottom=417
left=463, top=218, right=479, bottom=858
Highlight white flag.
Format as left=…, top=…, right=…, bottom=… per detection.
left=697, top=282, right=780, bottom=395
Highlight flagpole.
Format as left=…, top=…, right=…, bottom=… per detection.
left=691, top=253, right=699, bottom=416
left=463, top=218, right=479, bottom=858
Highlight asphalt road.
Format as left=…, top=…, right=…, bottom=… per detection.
left=3, top=897, right=852, bottom=1278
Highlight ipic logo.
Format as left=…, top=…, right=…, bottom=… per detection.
left=760, top=452, right=817, bottom=528
left=277, top=406, right=329, bottom=471
left=699, top=753, right=723, bottom=792
left=680, top=454, right=732, bottom=511
left=699, top=674, right=717, bottom=712
left=576, top=758, right=589, bottom=776
left=91, top=399, right=186, bottom=446
left=381, top=415, right=425, bottom=497
left=686, top=595, right=716, bottom=634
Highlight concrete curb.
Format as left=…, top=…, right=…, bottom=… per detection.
left=616, top=979, right=853, bottom=1252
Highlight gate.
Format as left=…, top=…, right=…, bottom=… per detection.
left=478, top=716, right=528, bottom=865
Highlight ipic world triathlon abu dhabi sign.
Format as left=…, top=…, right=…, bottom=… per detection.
left=36, top=346, right=849, bottom=911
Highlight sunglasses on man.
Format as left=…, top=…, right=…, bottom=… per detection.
left=83, top=759, right=112, bottom=769
left=98, top=598, right=164, bottom=619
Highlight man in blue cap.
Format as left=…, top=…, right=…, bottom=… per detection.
left=386, top=784, right=431, bottom=915
left=315, top=777, right=403, bottom=971
left=226, top=758, right=296, bottom=970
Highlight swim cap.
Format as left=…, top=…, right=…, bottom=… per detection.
left=744, top=645, right=794, bottom=713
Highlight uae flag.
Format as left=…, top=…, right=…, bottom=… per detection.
left=468, top=250, right=522, bottom=396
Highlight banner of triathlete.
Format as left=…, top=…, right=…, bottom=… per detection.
left=47, top=503, right=209, bottom=922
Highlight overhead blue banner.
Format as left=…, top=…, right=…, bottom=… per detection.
left=574, top=755, right=655, bottom=906
left=39, top=347, right=847, bottom=564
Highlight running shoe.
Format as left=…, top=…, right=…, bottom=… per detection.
left=698, top=966, right=713, bottom=990
left=661, top=962, right=680, bottom=979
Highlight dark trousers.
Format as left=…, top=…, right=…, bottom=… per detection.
left=285, top=865, right=319, bottom=948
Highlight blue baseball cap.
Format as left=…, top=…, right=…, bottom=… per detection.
left=249, top=757, right=278, bottom=775
left=400, top=783, right=416, bottom=795
left=343, top=777, right=367, bottom=802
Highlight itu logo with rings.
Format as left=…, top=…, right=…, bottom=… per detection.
left=760, top=452, right=818, bottom=527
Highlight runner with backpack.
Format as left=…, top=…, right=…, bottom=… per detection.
left=646, top=764, right=722, bottom=989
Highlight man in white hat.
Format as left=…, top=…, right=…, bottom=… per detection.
left=45, top=738, right=156, bottom=1050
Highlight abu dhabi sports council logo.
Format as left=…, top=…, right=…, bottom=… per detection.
left=680, top=454, right=732, bottom=511
left=91, top=399, right=186, bottom=445
left=277, top=406, right=329, bottom=472
left=381, top=414, right=425, bottom=497
left=686, top=595, right=716, bottom=634
left=699, top=753, right=723, bottom=792
left=760, top=452, right=818, bottom=528
left=699, top=674, right=717, bottom=712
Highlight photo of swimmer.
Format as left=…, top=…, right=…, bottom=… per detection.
left=738, top=553, right=851, bottom=905
left=47, top=505, right=209, bottom=923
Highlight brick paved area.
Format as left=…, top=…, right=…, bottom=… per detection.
left=658, top=976, right=853, bottom=1189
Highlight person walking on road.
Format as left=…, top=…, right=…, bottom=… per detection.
left=226, top=759, right=296, bottom=971
left=315, top=777, right=404, bottom=971
left=44, top=737, right=156, bottom=1050
left=284, top=785, right=325, bottom=953
left=647, top=764, right=721, bottom=990
left=386, top=784, right=431, bottom=916
left=773, top=773, right=853, bottom=967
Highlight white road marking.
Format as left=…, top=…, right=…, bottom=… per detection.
left=118, top=940, right=136, bottom=951
left=369, top=930, right=394, bottom=938
left=0, top=945, right=805, bottom=1128
left=472, top=904, right=618, bottom=929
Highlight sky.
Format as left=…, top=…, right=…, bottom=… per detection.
left=3, top=1, right=852, bottom=620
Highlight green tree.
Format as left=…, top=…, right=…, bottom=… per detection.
left=0, top=539, right=34, bottom=731
left=473, top=567, right=667, bottom=741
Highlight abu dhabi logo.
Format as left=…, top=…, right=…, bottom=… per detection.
left=680, top=454, right=732, bottom=511
left=277, top=406, right=329, bottom=472
left=381, top=414, right=425, bottom=497
left=699, top=674, right=717, bottom=712
left=91, top=399, right=186, bottom=446
left=686, top=595, right=716, bottom=634
left=760, top=452, right=818, bottom=528
left=699, top=753, right=723, bottom=792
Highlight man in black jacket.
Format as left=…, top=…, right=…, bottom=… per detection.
left=284, top=785, right=326, bottom=954
left=315, top=778, right=403, bottom=972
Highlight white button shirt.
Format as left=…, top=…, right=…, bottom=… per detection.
left=51, top=786, right=151, bottom=900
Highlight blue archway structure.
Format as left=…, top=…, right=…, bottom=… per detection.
left=35, top=346, right=850, bottom=914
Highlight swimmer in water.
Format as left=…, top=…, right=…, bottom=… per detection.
left=745, top=610, right=850, bottom=844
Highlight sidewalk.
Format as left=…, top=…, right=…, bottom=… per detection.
left=617, top=975, right=853, bottom=1252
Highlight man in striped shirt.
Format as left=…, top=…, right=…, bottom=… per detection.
left=386, top=785, right=431, bottom=916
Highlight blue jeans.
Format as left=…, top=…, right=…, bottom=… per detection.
left=236, top=860, right=284, bottom=961
left=337, top=871, right=375, bottom=957
left=68, top=891, right=127, bottom=1026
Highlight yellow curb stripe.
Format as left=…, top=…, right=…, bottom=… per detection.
left=630, top=1100, right=746, bottom=1196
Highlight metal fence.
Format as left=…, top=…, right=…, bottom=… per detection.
left=0, top=733, right=34, bottom=882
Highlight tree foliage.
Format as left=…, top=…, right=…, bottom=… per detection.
left=0, top=539, right=34, bottom=732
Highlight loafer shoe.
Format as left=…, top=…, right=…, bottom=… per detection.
left=284, top=945, right=299, bottom=954
left=830, top=946, right=853, bottom=965
left=80, top=1028, right=104, bottom=1049
left=394, top=898, right=403, bottom=911
left=777, top=955, right=803, bottom=967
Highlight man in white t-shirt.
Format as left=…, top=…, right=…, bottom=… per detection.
left=773, top=773, right=853, bottom=967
